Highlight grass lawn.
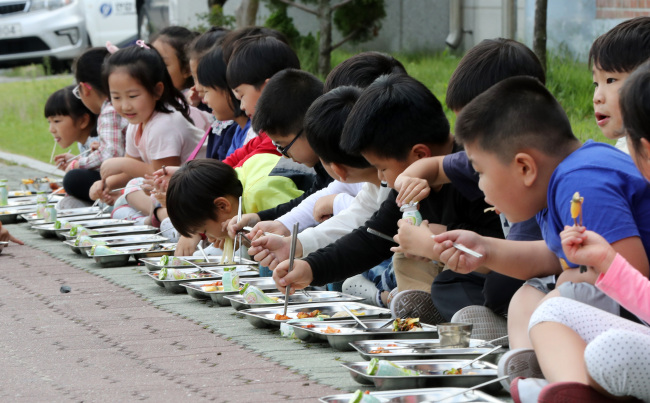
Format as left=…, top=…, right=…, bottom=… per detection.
left=0, top=50, right=609, bottom=164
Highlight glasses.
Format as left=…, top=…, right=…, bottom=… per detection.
left=273, top=129, right=303, bottom=158
left=72, top=82, right=92, bottom=99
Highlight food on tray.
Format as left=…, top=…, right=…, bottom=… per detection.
left=200, top=281, right=223, bottom=292
left=348, top=390, right=381, bottom=403
left=55, top=219, right=74, bottom=229
left=332, top=309, right=365, bottom=318
left=21, top=179, right=34, bottom=185
left=301, top=323, right=316, bottom=329
left=275, top=314, right=291, bottom=320
left=570, top=191, right=584, bottom=226
left=13, top=191, right=31, bottom=196
left=296, top=309, right=321, bottom=319
left=90, top=245, right=124, bottom=256
left=392, top=317, right=423, bottom=332
left=221, top=237, right=234, bottom=264
left=158, top=267, right=212, bottom=280
left=221, top=266, right=239, bottom=292
left=369, top=347, right=392, bottom=354
left=366, top=358, right=420, bottom=377
left=70, top=225, right=100, bottom=237
left=321, top=326, right=341, bottom=334
left=442, top=367, right=463, bottom=375
left=75, top=236, right=107, bottom=247
left=240, top=283, right=277, bottom=304
left=159, top=255, right=191, bottom=266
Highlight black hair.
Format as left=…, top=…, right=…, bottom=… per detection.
left=187, top=26, right=229, bottom=61
left=341, top=74, right=450, bottom=160
left=197, top=46, right=243, bottom=118
left=454, top=76, right=577, bottom=163
left=44, top=85, right=98, bottom=133
left=166, top=159, right=243, bottom=238
left=589, top=16, right=650, bottom=73
left=446, top=38, right=546, bottom=111
left=103, top=43, right=193, bottom=124
left=73, top=47, right=110, bottom=96
left=151, top=26, right=199, bottom=89
left=252, top=68, right=323, bottom=137
left=221, top=26, right=289, bottom=64
left=324, top=51, right=407, bottom=92
left=304, top=86, right=370, bottom=168
left=620, top=61, right=650, bottom=158
left=226, top=35, right=300, bottom=89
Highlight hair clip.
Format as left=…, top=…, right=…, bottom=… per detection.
left=135, top=40, right=150, bottom=49
left=105, top=41, right=119, bottom=54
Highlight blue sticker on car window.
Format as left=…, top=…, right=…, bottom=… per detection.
left=100, top=3, right=112, bottom=17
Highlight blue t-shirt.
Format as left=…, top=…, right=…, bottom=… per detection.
left=226, top=119, right=252, bottom=157
left=443, top=150, right=542, bottom=241
left=537, top=140, right=650, bottom=267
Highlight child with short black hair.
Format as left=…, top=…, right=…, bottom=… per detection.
left=323, top=51, right=406, bottom=92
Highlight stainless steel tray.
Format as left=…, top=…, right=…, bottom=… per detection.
left=8, top=190, right=36, bottom=198
left=0, top=205, right=38, bottom=224
left=29, top=213, right=111, bottom=226
left=145, top=268, right=220, bottom=293
left=33, top=219, right=134, bottom=239
left=63, top=225, right=157, bottom=240
left=239, top=302, right=392, bottom=328
left=289, top=320, right=439, bottom=351
left=349, top=339, right=500, bottom=363
left=66, top=234, right=169, bottom=255
left=226, top=291, right=365, bottom=311
left=84, top=242, right=176, bottom=264
left=5, top=195, right=63, bottom=207
left=88, top=251, right=131, bottom=267
left=187, top=277, right=278, bottom=305
left=140, top=255, right=257, bottom=271
left=21, top=206, right=103, bottom=221
left=342, top=359, right=499, bottom=391
left=0, top=241, right=8, bottom=255
left=319, top=387, right=504, bottom=403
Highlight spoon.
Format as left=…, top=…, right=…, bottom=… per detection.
left=282, top=222, right=299, bottom=317
left=428, top=375, right=509, bottom=402
left=341, top=305, right=368, bottom=329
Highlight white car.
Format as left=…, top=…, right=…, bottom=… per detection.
left=0, top=0, right=137, bottom=72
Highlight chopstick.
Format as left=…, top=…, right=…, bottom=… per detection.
left=109, top=186, right=141, bottom=193
left=242, top=226, right=284, bottom=238
left=282, top=222, right=299, bottom=317
left=66, top=148, right=92, bottom=162
left=235, top=196, right=242, bottom=263
left=366, top=227, right=397, bottom=243
left=430, top=375, right=508, bottom=402
left=49, top=141, right=57, bottom=163
left=430, top=235, right=483, bottom=258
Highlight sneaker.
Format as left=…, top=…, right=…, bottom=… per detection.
left=390, top=290, right=445, bottom=325
left=511, top=377, right=549, bottom=403
left=498, top=348, right=543, bottom=393
left=451, top=305, right=508, bottom=346
left=56, top=195, right=92, bottom=210
left=538, top=382, right=624, bottom=403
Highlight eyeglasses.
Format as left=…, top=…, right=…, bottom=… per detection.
left=72, top=82, right=92, bottom=99
left=273, top=129, right=303, bottom=158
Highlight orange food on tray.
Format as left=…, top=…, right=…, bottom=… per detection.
left=302, top=323, right=316, bottom=328
left=369, top=347, right=391, bottom=354
left=321, top=326, right=341, bottom=334
left=296, top=309, right=321, bottom=319
left=274, top=314, right=291, bottom=320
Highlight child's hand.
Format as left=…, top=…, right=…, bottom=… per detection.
left=141, top=174, right=155, bottom=196
left=175, top=235, right=200, bottom=256
left=246, top=220, right=290, bottom=241
left=226, top=213, right=261, bottom=239
left=0, top=224, right=23, bottom=245
left=273, top=259, right=314, bottom=294
left=90, top=141, right=100, bottom=151
left=560, top=225, right=617, bottom=273
left=152, top=166, right=178, bottom=192
left=433, top=230, right=487, bottom=274
left=390, top=219, right=436, bottom=260
left=54, top=153, right=74, bottom=170
left=249, top=236, right=298, bottom=270
left=313, top=194, right=337, bottom=222
left=89, top=180, right=104, bottom=201
left=394, top=174, right=431, bottom=207
left=186, top=86, right=202, bottom=107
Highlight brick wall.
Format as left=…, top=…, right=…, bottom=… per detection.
left=597, top=0, right=650, bottom=19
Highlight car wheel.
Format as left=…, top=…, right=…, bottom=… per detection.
left=49, top=59, right=72, bottom=75
left=138, top=9, right=152, bottom=42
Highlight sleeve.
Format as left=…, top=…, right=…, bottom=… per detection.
left=596, top=253, right=650, bottom=323
left=303, top=195, right=399, bottom=285
left=124, top=124, right=141, bottom=160
left=78, top=108, right=126, bottom=169
left=146, top=114, right=185, bottom=161
left=222, top=134, right=280, bottom=168
left=333, top=183, right=363, bottom=215
left=506, top=218, right=543, bottom=241
left=442, top=151, right=483, bottom=201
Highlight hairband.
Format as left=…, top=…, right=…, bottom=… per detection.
left=136, top=40, right=150, bottom=49
left=105, top=41, right=119, bottom=54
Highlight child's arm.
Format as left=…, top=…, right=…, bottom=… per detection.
left=100, top=155, right=149, bottom=179
left=0, top=222, right=23, bottom=245
left=433, top=230, right=561, bottom=280
left=394, top=156, right=447, bottom=206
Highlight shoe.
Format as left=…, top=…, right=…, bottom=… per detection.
left=538, top=382, right=623, bottom=403
left=56, top=195, right=92, bottom=210
left=511, top=377, right=549, bottom=403
left=498, top=348, right=543, bottom=393
left=390, top=290, right=445, bottom=325
left=451, top=305, right=508, bottom=346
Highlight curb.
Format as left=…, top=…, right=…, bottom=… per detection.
left=0, top=150, right=65, bottom=178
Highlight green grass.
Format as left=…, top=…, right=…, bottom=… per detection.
left=0, top=50, right=609, bottom=163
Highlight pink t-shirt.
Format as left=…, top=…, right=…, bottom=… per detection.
left=125, top=109, right=205, bottom=163
left=596, top=253, right=650, bottom=323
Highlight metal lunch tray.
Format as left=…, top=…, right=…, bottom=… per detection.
left=5, top=194, right=63, bottom=207
left=239, top=302, right=392, bottom=329
left=33, top=219, right=134, bottom=239
left=289, top=320, right=439, bottom=351
left=29, top=213, right=111, bottom=226
left=342, top=359, right=500, bottom=391
left=226, top=291, right=365, bottom=311
left=63, top=225, right=157, bottom=240
left=140, top=255, right=257, bottom=271
left=182, top=277, right=278, bottom=305
left=65, top=234, right=168, bottom=255
left=0, top=205, right=39, bottom=224
left=349, top=339, right=500, bottom=363
left=122, top=243, right=176, bottom=261
left=145, top=268, right=220, bottom=293
left=21, top=206, right=103, bottom=221
left=0, top=241, right=8, bottom=254
left=319, top=386, right=504, bottom=403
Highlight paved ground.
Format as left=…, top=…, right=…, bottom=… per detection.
left=0, top=159, right=511, bottom=402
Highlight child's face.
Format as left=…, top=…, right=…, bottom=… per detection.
left=109, top=68, right=160, bottom=125
left=203, top=86, right=234, bottom=122
left=360, top=151, right=413, bottom=189
left=189, top=58, right=206, bottom=100
left=592, top=66, right=630, bottom=140
left=268, top=130, right=320, bottom=168
left=465, top=142, right=539, bottom=223
left=198, top=197, right=237, bottom=239
left=232, top=84, right=263, bottom=118
left=153, top=39, right=191, bottom=91
left=47, top=115, right=84, bottom=149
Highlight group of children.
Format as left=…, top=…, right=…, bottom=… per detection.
left=3, top=15, right=646, bottom=403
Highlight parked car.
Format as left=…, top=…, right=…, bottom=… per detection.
left=0, top=0, right=137, bottom=72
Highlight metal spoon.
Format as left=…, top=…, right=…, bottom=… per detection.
left=197, top=242, right=210, bottom=262
left=428, top=375, right=509, bottom=402
left=282, top=222, right=299, bottom=317
left=454, top=345, right=502, bottom=371
left=341, top=305, right=368, bottom=329
left=474, top=335, right=509, bottom=348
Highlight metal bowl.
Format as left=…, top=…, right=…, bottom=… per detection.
left=437, top=323, right=473, bottom=348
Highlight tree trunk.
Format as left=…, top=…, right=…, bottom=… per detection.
left=317, top=0, right=332, bottom=77
left=533, top=0, right=548, bottom=71
left=235, top=0, right=259, bottom=28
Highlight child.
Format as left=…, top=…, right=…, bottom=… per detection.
left=272, top=74, right=502, bottom=324
left=589, top=16, right=650, bottom=153
left=186, top=26, right=229, bottom=109
left=150, top=26, right=197, bottom=93
left=46, top=85, right=98, bottom=207
left=90, top=41, right=204, bottom=221
left=429, top=76, right=650, bottom=390
left=511, top=62, right=650, bottom=403
left=165, top=158, right=303, bottom=247
left=323, top=51, right=405, bottom=92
